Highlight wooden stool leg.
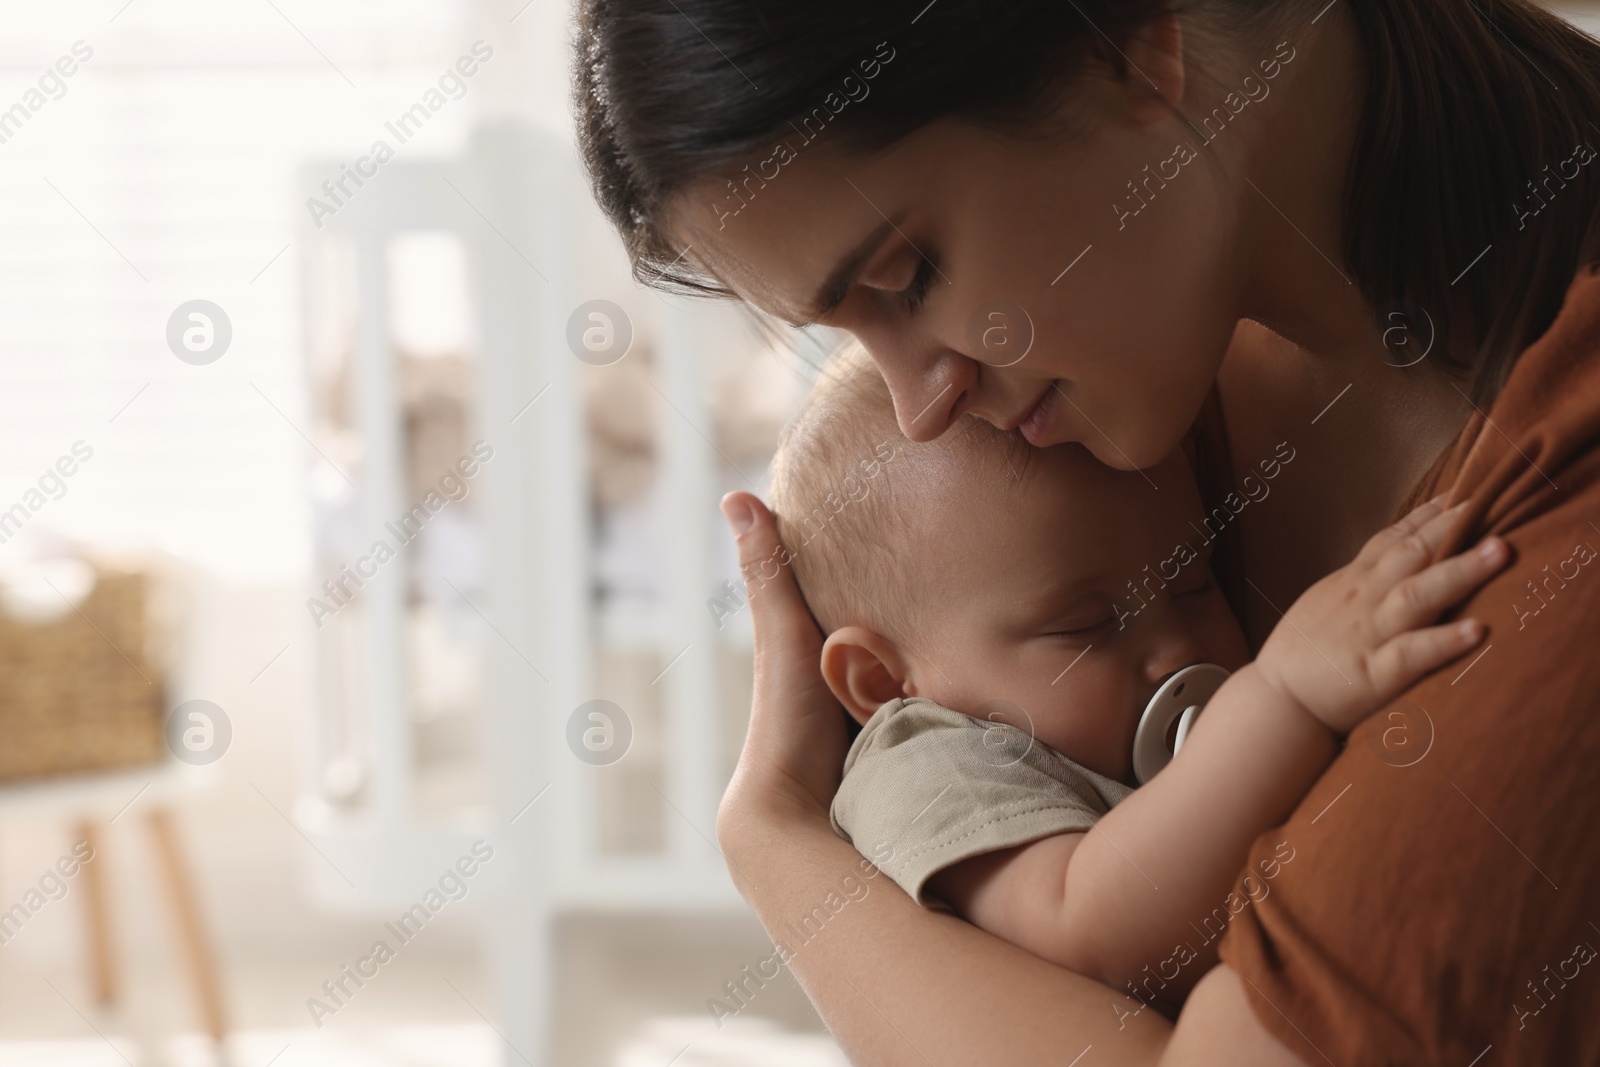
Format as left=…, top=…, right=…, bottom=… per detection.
left=146, top=807, right=228, bottom=1045
left=76, top=820, right=118, bottom=1007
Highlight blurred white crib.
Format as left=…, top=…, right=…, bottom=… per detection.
left=293, top=120, right=760, bottom=1066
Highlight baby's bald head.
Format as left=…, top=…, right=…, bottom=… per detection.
left=768, top=343, right=1028, bottom=636
left=767, top=346, right=1243, bottom=785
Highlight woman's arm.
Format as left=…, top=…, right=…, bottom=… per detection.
left=723, top=794, right=1313, bottom=1066
left=717, top=491, right=1312, bottom=1065
left=719, top=794, right=1173, bottom=1061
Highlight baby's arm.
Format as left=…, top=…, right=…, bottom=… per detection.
left=929, top=495, right=1507, bottom=1000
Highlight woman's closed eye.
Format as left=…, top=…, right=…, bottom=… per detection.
left=898, top=252, right=938, bottom=314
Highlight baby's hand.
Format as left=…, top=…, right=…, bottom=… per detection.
left=1254, top=494, right=1507, bottom=736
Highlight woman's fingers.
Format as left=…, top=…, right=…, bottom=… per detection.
left=1376, top=535, right=1508, bottom=635
left=719, top=492, right=841, bottom=738
left=717, top=491, right=847, bottom=823
left=1367, top=617, right=1485, bottom=697
left=721, top=491, right=824, bottom=656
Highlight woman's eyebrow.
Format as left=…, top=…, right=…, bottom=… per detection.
left=791, top=217, right=899, bottom=327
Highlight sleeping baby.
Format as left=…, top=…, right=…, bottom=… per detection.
left=766, top=344, right=1506, bottom=1016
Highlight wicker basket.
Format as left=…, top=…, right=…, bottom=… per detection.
left=0, top=570, right=166, bottom=782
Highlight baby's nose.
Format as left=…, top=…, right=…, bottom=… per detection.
left=1141, top=622, right=1206, bottom=685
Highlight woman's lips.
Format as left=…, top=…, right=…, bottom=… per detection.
left=1018, top=383, right=1058, bottom=446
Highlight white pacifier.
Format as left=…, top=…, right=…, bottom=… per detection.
left=1131, top=663, right=1231, bottom=785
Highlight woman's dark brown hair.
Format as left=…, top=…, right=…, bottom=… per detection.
left=573, top=0, right=1600, bottom=404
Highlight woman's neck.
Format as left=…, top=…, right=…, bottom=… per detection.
left=1207, top=8, right=1473, bottom=644
left=1214, top=318, right=1469, bottom=649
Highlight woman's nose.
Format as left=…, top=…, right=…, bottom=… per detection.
left=861, top=340, right=974, bottom=443
left=895, top=376, right=962, bottom=441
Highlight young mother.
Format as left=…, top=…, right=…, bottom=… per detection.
left=576, top=1, right=1600, bottom=1061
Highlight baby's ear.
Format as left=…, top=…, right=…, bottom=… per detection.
left=820, top=627, right=911, bottom=727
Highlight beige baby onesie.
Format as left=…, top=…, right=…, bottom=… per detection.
left=830, top=697, right=1134, bottom=907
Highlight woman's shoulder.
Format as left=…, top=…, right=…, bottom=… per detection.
left=1426, top=262, right=1600, bottom=504
left=1219, top=262, right=1600, bottom=1067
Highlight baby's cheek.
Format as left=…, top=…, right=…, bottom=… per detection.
left=914, top=643, right=1024, bottom=720
left=1030, top=660, right=1138, bottom=777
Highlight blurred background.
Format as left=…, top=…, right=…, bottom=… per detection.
left=2, top=3, right=1597, bottom=1066
left=0, top=1, right=843, bottom=1064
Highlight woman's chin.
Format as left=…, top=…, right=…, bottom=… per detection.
left=1022, top=390, right=1180, bottom=472
left=1088, top=418, right=1196, bottom=474
left=1080, top=435, right=1163, bottom=473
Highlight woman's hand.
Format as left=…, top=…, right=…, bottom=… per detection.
left=716, top=491, right=852, bottom=849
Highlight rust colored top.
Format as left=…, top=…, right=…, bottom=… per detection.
left=1217, top=266, right=1600, bottom=1063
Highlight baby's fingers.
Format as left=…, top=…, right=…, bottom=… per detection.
left=1376, top=535, right=1508, bottom=636
left=1367, top=500, right=1474, bottom=586
left=1367, top=617, right=1486, bottom=697
left=1355, top=493, right=1450, bottom=566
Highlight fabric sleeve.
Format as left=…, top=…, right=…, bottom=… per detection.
left=828, top=698, right=1133, bottom=907
left=1218, top=265, right=1600, bottom=1065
